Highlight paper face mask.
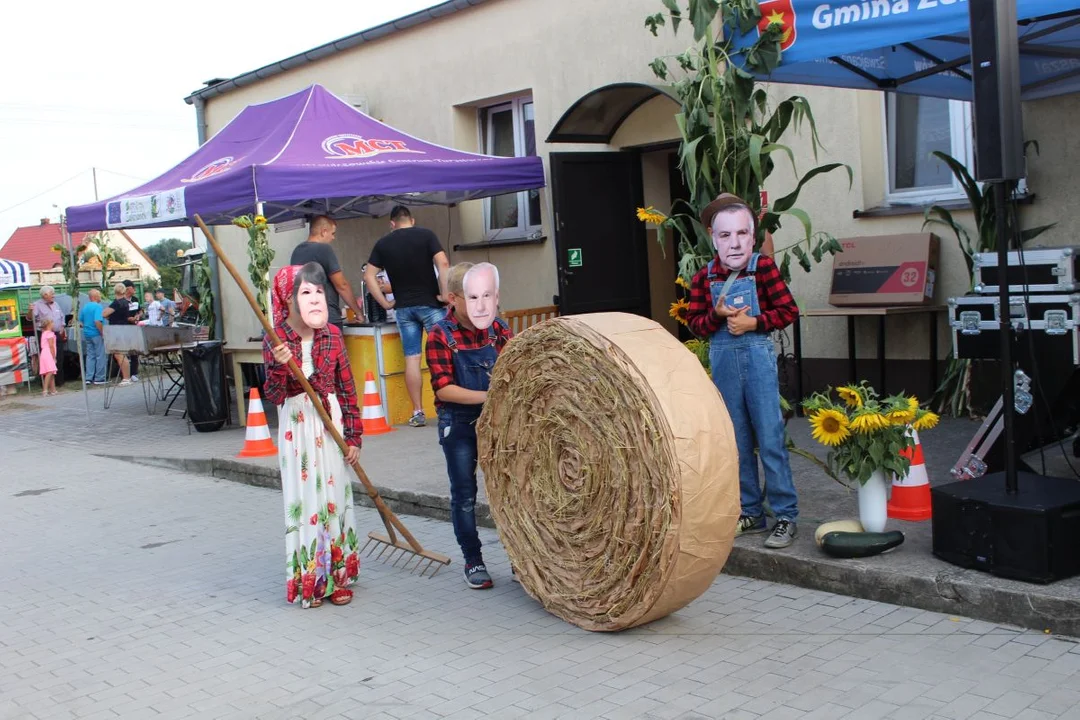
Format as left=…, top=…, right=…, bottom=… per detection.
left=463, top=266, right=499, bottom=330
left=711, top=208, right=755, bottom=271
left=295, top=281, right=328, bottom=329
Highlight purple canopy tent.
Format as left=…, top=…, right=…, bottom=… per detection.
left=66, top=84, right=546, bottom=231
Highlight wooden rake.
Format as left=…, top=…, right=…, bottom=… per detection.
left=195, top=215, right=451, bottom=577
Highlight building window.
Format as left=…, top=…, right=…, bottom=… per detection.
left=480, top=97, right=542, bottom=239
left=885, top=93, right=973, bottom=204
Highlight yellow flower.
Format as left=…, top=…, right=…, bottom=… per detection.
left=232, top=216, right=253, bottom=229
left=675, top=276, right=690, bottom=290
left=850, top=412, right=887, bottom=434
left=810, top=409, right=850, bottom=447
left=907, top=397, right=920, bottom=412
left=837, top=386, right=863, bottom=409
left=254, top=214, right=268, bottom=226
left=636, top=206, right=667, bottom=225
left=913, top=411, right=940, bottom=431
left=669, top=298, right=690, bottom=326
left=886, top=408, right=916, bottom=426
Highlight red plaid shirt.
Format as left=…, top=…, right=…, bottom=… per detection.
left=426, top=309, right=513, bottom=407
left=687, top=254, right=798, bottom=337
left=262, top=322, right=363, bottom=447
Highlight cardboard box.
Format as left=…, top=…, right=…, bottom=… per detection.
left=829, top=233, right=940, bottom=306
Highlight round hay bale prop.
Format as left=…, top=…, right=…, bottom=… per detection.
left=477, top=312, right=740, bottom=631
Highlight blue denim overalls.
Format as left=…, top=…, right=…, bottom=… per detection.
left=435, top=318, right=501, bottom=564
left=707, top=254, right=798, bottom=522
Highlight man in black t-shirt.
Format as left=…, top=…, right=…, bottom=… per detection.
left=289, top=215, right=365, bottom=331
left=365, top=205, right=450, bottom=427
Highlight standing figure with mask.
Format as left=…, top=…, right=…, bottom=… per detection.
left=263, top=262, right=362, bottom=608
left=686, top=194, right=800, bottom=549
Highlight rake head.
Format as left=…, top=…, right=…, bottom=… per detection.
left=361, top=532, right=452, bottom=578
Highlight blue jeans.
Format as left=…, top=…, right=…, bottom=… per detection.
left=437, top=411, right=483, bottom=564
left=710, top=340, right=798, bottom=522
left=395, top=305, right=445, bottom=357
left=84, top=335, right=106, bottom=383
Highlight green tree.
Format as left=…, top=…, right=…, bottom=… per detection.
left=143, top=237, right=193, bottom=268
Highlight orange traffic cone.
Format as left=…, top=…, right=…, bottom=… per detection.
left=887, top=428, right=932, bottom=521
left=237, top=388, right=278, bottom=457
left=361, top=371, right=395, bottom=435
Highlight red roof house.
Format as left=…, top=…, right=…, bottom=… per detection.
left=0, top=219, right=90, bottom=270
left=0, top=219, right=158, bottom=279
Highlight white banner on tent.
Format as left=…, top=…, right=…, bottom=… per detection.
left=0, top=258, right=30, bottom=289
left=106, top=188, right=186, bottom=228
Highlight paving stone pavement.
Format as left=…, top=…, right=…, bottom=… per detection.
left=3, top=433, right=1080, bottom=720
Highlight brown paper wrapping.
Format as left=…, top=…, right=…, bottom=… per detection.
left=477, top=312, right=740, bottom=631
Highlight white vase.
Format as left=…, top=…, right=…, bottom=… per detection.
left=858, top=470, right=888, bottom=533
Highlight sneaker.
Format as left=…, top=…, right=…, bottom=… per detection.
left=130, top=375, right=139, bottom=382
left=407, top=411, right=426, bottom=428
left=764, top=519, right=798, bottom=549
left=464, top=562, right=493, bottom=589
left=735, top=514, right=768, bottom=536
left=118, top=379, right=133, bottom=387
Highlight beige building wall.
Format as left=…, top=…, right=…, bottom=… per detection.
left=200, top=0, right=1074, bottom=366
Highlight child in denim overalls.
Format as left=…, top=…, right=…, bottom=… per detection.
left=426, top=262, right=513, bottom=588
left=686, top=194, right=800, bottom=549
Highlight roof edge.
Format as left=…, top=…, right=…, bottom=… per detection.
left=184, top=0, right=493, bottom=105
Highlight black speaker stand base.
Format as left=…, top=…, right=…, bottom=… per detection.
left=931, top=472, right=1080, bottom=584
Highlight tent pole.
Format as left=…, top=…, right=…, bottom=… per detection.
left=64, top=216, right=92, bottom=423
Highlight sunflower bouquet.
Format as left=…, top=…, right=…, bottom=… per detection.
left=801, top=382, right=939, bottom=487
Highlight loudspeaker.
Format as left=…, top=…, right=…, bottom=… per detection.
left=968, top=0, right=1025, bottom=182
left=931, top=472, right=1080, bottom=583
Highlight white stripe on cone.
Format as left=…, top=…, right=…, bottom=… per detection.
left=362, top=405, right=384, bottom=420
left=363, top=379, right=378, bottom=395
left=246, top=423, right=272, bottom=440
left=248, top=396, right=265, bottom=414
left=893, top=430, right=929, bottom=487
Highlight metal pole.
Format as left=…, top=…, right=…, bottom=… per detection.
left=64, top=216, right=92, bottom=422
left=92, top=167, right=99, bottom=201
left=995, top=181, right=1018, bottom=494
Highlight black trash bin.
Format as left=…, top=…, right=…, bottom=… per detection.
left=182, top=341, right=229, bottom=432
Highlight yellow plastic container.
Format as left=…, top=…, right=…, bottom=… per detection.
left=343, top=324, right=436, bottom=427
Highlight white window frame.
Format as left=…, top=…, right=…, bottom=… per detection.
left=480, top=96, right=542, bottom=240
left=883, top=93, right=974, bottom=205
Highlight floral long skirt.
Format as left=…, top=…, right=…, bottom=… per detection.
left=279, top=392, right=360, bottom=607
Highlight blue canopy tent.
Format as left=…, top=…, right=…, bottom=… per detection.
left=731, top=0, right=1080, bottom=101
left=727, top=1, right=1080, bottom=504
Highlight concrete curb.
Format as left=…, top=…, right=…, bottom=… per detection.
left=111, top=453, right=1080, bottom=637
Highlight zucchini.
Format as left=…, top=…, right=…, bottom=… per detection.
left=814, top=519, right=864, bottom=547
left=820, top=531, right=905, bottom=559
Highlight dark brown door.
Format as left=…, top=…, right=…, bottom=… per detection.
left=551, top=152, right=649, bottom=317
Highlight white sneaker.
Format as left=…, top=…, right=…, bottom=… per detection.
left=119, top=379, right=133, bottom=386
left=130, top=375, right=139, bottom=382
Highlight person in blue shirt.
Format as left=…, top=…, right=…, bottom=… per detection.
left=78, top=288, right=106, bottom=384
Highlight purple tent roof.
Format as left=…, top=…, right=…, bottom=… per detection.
left=66, top=84, right=546, bottom=232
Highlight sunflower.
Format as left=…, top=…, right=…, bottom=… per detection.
left=850, top=411, right=887, bottom=434
left=669, top=298, right=690, bottom=326
left=907, top=397, right=920, bottom=412
left=675, top=276, right=690, bottom=290
left=913, top=411, right=940, bottom=431
left=837, top=386, right=863, bottom=409
left=636, top=206, right=667, bottom=225
left=809, top=408, right=851, bottom=447
left=886, top=407, right=917, bottom=426
left=254, top=214, right=268, bottom=226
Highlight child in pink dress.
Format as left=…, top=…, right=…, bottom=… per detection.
left=39, top=319, right=58, bottom=396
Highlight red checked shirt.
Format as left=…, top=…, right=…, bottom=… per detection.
left=686, top=254, right=798, bottom=337
left=262, top=321, right=363, bottom=447
left=426, top=309, right=513, bottom=408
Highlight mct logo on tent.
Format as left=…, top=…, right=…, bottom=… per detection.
left=322, top=134, right=422, bottom=159
left=758, top=0, right=797, bottom=51
left=181, top=157, right=235, bottom=183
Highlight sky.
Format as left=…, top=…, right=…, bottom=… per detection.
left=0, top=0, right=442, bottom=251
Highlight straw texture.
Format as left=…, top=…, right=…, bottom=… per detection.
left=478, top=313, right=740, bottom=631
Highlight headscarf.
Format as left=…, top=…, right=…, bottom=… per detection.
left=272, top=265, right=301, bottom=326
